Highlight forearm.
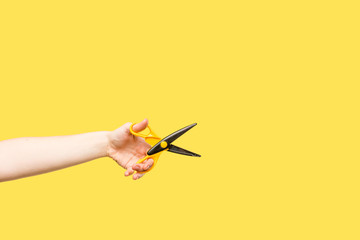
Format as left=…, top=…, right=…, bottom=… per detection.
left=0, top=131, right=109, bottom=182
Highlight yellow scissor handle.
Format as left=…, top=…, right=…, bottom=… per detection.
left=129, top=123, right=161, bottom=146
left=129, top=123, right=165, bottom=174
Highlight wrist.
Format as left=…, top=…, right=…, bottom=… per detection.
left=91, top=131, right=111, bottom=158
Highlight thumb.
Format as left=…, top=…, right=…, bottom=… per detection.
left=132, top=118, right=149, bottom=132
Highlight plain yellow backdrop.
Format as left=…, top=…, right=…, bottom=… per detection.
left=0, top=0, right=359, bottom=239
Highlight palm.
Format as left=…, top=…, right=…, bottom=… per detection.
left=107, top=121, right=153, bottom=179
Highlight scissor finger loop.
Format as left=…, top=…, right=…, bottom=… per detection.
left=129, top=123, right=153, bottom=138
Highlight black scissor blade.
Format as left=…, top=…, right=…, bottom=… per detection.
left=147, top=123, right=197, bottom=155
left=168, top=144, right=201, bottom=157
left=163, top=123, right=197, bottom=145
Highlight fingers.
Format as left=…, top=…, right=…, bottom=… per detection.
left=124, top=168, right=143, bottom=180
left=133, top=172, right=144, bottom=180
left=132, top=118, right=148, bottom=132
left=131, top=158, right=154, bottom=180
left=124, top=159, right=154, bottom=180
left=124, top=167, right=134, bottom=177
left=132, top=158, right=154, bottom=172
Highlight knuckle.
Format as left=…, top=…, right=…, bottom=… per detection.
left=121, top=122, right=133, bottom=133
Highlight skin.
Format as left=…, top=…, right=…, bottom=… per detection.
left=0, top=119, right=154, bottom=182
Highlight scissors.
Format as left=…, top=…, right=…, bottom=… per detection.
left=129, top=123, right=201, bottom=173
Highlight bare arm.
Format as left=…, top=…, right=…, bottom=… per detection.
left=0, top=132, right=108, bottom=181
left=0, top=119, right=153, bottom=182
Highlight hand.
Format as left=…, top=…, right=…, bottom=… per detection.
left=107, top=119, right=154, bottom=180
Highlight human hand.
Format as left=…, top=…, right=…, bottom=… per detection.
left=107, top=119, right=154, bottom=180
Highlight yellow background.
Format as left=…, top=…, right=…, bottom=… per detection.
left=0, top=1, right=359, bottom=239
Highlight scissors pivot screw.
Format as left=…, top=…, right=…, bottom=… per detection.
left=160, top=141, right=168, bottom=148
